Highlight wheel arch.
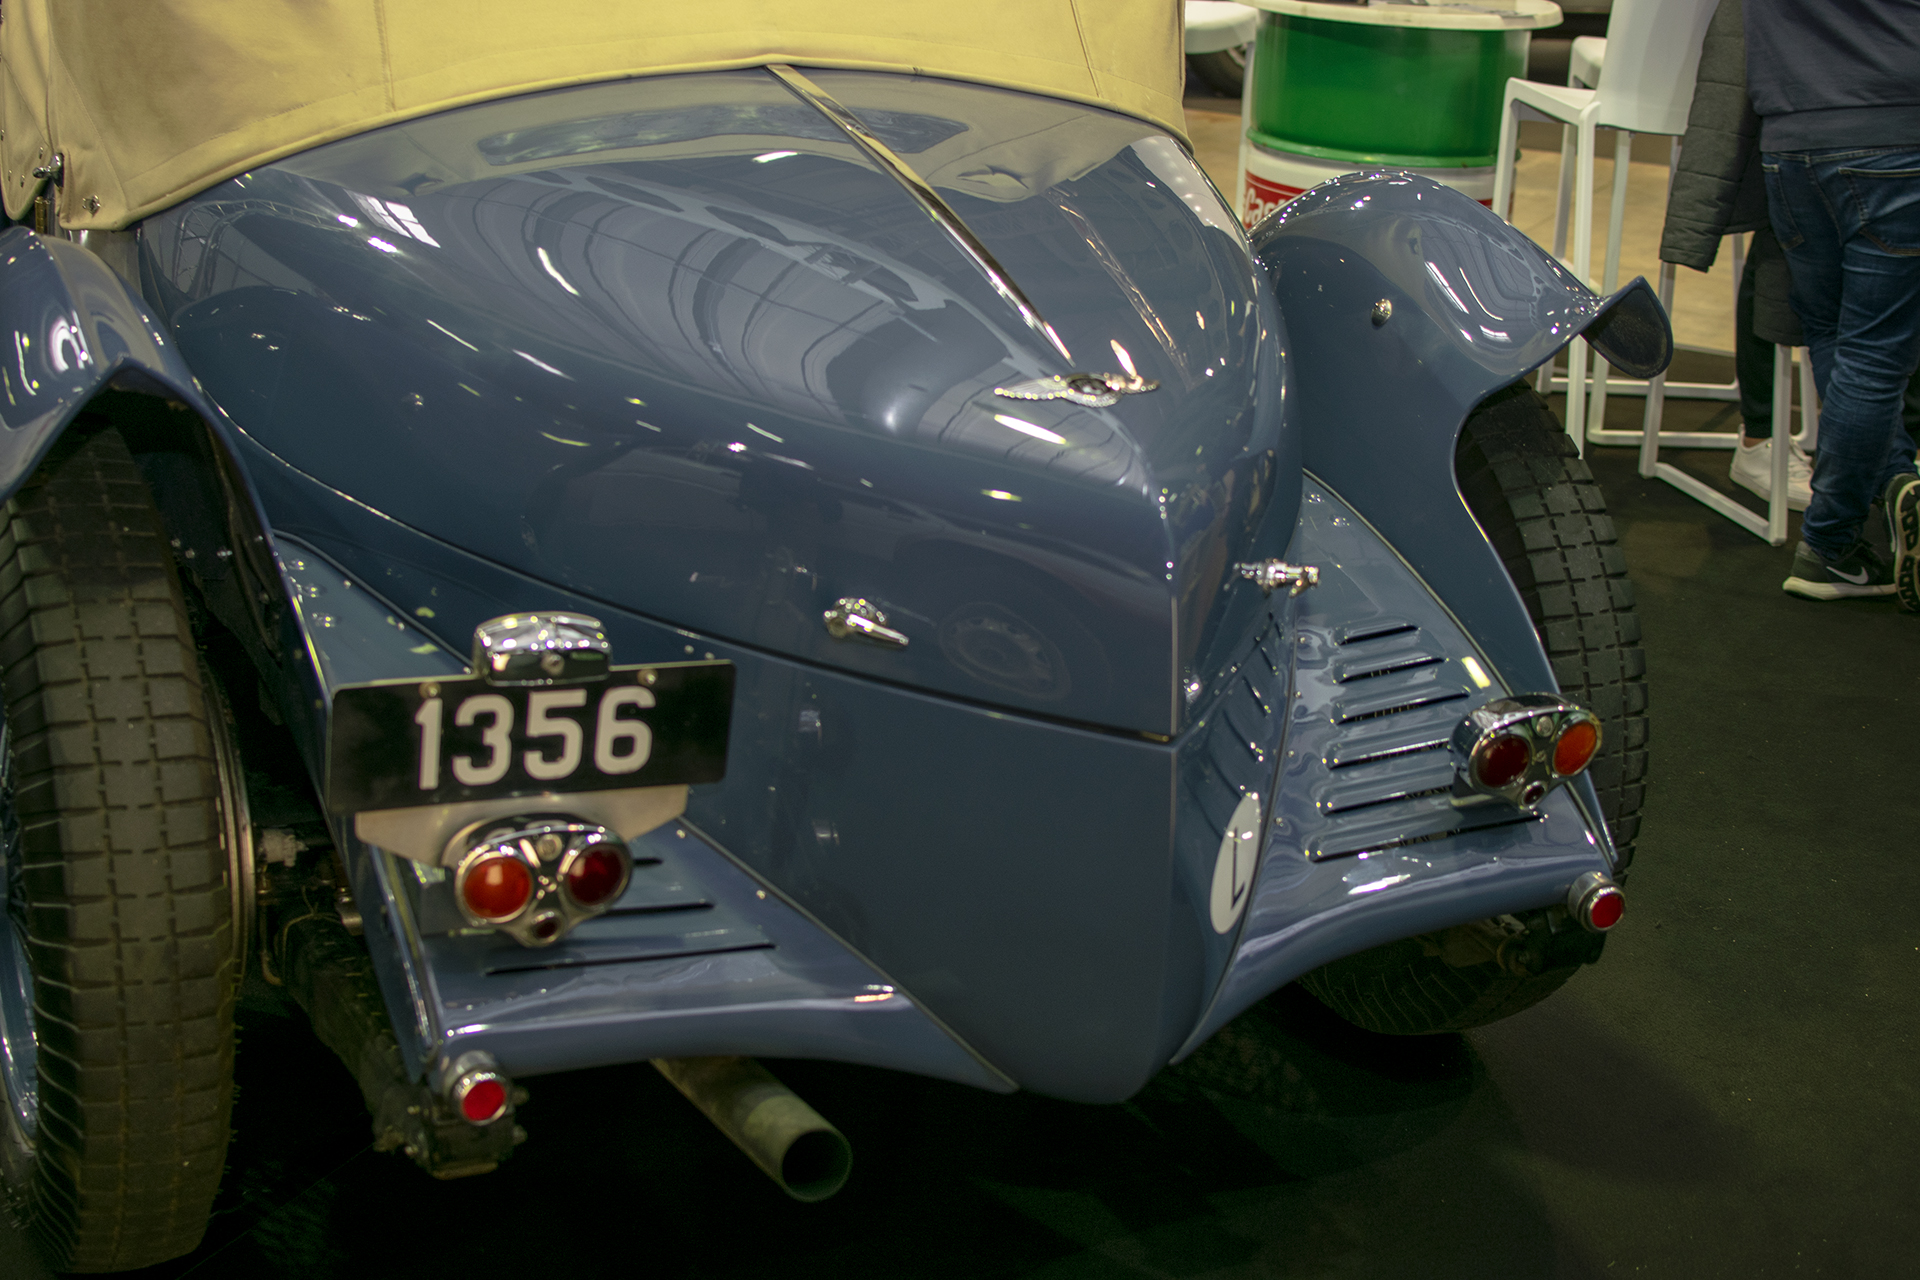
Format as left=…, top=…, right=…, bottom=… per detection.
left=0, top=227, right=291, bottom=691
left=1250, top=172, right=1670, bottom=695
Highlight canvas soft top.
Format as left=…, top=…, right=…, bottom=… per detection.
left=0, top=0, right=1182, bottom=231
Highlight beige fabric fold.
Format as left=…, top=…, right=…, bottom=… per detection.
left=0, top=0, right=1184, bottom=230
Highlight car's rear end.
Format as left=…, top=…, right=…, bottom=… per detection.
left=0, top=3, right=1656, bottom=1270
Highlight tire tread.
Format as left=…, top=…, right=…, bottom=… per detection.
left=0, top=428, right=233, bottom=1273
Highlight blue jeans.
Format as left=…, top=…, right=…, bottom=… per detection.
left=1762, top=147, right=1920, bottom=560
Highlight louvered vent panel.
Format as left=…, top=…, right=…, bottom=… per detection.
left=1304, top=623, right=1530, bottom=861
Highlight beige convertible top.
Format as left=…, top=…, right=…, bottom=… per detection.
left=0, top=0, right=1182, bottom=232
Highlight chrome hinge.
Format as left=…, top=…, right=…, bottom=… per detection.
left=823, top=598, right=908, bottom=649
left=1235, top=560, right=1319, bottom=596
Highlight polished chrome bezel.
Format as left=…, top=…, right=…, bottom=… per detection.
left=470, top=611, right=611, bottom=686
left=1566, top=869, right=1625, bottom=933
left=439, top=1049, right=515, bottom=1128
left=451, top=1068, right=510, bottom=1126
left=450, top=816, right=631, bottom=947
left=1450, top=694, right=1602, bottom=810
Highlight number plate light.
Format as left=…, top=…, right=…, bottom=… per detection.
left=1450, top=694, right=1602, bottom=810
left=473, top=611, right=612, bottom=686
left=451, top=817, right=633, bottom=946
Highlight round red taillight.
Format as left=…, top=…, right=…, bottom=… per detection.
left=459, top=1076, right=508, bottom=1124
left=1586, top=888, right=1625, bottom=931
left=462, top=855, right=532, bottom=921
left=1553, top=719, right=1600, bottom=775
left=1475, top=733, right=1531, bottom=788
left=565, top=842, right=628, bottom=907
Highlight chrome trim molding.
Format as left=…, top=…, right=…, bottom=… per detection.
left=993, top=372, right=1159, bottom=407
left=766, top=63, right=1074, bottom=363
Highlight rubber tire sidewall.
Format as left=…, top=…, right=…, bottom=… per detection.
left=0, top=426, right=237, bottom=1272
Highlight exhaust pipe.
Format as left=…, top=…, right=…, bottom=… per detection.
left=652, top=1056, right=852, bottom=1201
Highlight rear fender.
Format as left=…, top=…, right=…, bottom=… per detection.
left=0, top=227, right=299, bottom=725
left=1252, top=172, right=1669, bottom=692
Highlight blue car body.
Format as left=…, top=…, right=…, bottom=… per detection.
left=0, top=69, right=1665, bottom=1105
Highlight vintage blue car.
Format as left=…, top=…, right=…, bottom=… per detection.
left=0, top=3, right=1663, bottom=1270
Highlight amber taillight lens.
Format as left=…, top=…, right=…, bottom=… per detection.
left=462, top=854, right=533, bottom=920
left=1475, top=733, right=1531, bottom=788
left=564, top=842, right=629, bottom=907
left=1553, top=719, right=1600, bottom=776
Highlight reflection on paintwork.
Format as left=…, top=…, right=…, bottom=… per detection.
left=145, top=68, right=1291, bottom=734
left=276, top=536, right=464, bottom=697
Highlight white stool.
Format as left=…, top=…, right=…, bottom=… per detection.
left=1491, top=0, right=1719, bottom=453
left=1184, top=1, right=1259, bottom=54
left=1542, top=34, right=1745, bottom=443
left=1639, top=294, right=1820, bottom=545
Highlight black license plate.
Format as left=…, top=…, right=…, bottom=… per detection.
left=327, top=661, right=733, bottom=814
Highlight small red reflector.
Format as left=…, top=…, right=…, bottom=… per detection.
left=1476, top=733, right=1531, bottom=788
left=1554, top=720, right=1599, bottom=775
left=463, top=855, right=532, bottom=920
left=565, top=843, right=628, bottom=907
left=1587, top=889, right=1625, bottom=931
left=460, top=1077, right=508, bottom=1124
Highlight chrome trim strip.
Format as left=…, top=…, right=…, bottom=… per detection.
left=766, top=64, right=1074, bottom=363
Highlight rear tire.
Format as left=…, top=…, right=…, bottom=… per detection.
left=1454, top=383, right=1648, bottom=863
left=1296, top=383, right=1646, bottom=1035
left=0, top=428, right=237, bottom=1271
left=1188, top=48, right=1249, bottom=98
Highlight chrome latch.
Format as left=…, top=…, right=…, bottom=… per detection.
left=823, top=598, right=908, bottom=649
left=1235, top=560, right=1319, bottom=596
left=472, top=612, right=611, bottom=685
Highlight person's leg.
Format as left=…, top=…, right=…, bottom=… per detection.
left=1736, top=252, right=1774, bottom=441
left=1906, top=363, right=1920, bottom=440
left=1727, top=245, right=1814, bottom=506
left=1764, top=153, right=1856, bottom=559
left=1770, top=149, right=1920, bottom=561
left=1898, top=361, right=1920, bottom=467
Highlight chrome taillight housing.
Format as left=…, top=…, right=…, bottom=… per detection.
left=1566, top=869, right=1626, bottom=933
left=1450, top=694, right=1602, bottom=809
left=439, top=1049, right=518, bottom=1127
left=451, top=816, right=632, bottom=947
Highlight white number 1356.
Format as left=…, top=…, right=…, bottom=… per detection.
left=413, top=686, right=656, bottom=791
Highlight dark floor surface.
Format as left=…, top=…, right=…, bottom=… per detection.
left=4, top=362, right=1916, bottom=1278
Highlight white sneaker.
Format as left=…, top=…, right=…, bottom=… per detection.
left=1729, top=437, right=1812, bottom=511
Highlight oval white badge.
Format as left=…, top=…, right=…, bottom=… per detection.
left=1210, top=792, right=1262, bottom=934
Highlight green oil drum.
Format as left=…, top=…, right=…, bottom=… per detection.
left=1249, top=7, right=1538, bottom=169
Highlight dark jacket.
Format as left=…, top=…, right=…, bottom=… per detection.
left=1746, top=0, right=1920, bottom=151
left=1658, top=0, right=1800, bottom=346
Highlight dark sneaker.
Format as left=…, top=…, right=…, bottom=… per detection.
left=1782, top=539, right=1895, bottom=600
left=1884, top=472, right=1920, bottom=612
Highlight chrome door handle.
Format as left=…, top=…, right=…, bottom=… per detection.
left=823, top=598, right=908, bottom=649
